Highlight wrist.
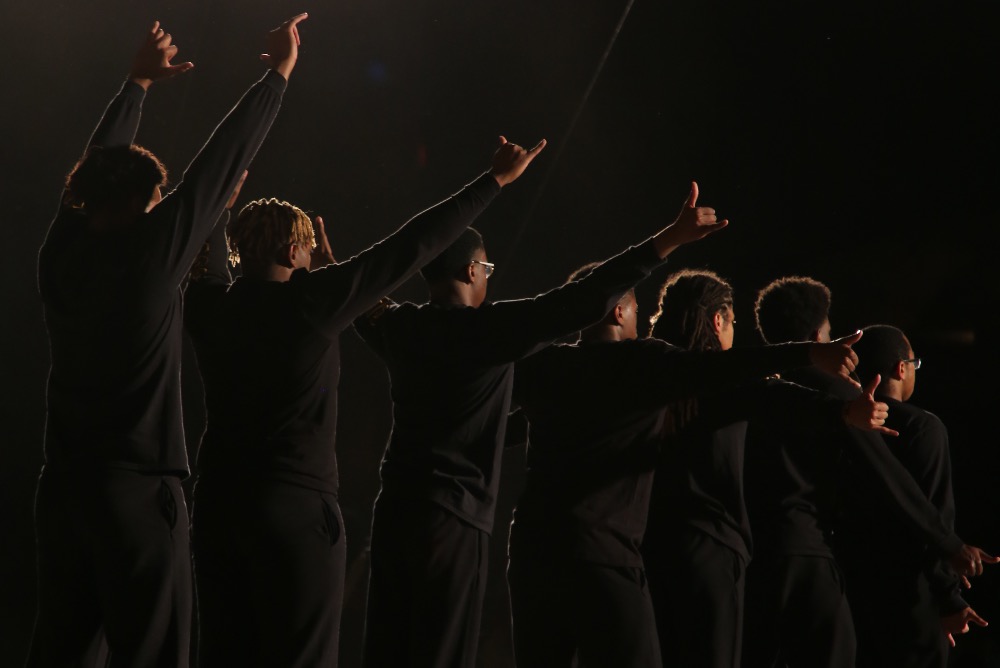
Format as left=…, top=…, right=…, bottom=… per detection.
left=129, top=75, right=153, bottom=91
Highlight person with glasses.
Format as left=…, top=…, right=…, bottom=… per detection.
left=839, top=324, right=991, bottom=666
left=183, top=136, right=545, bottom=666
left=31, top=16, right=304, bottom=666
left=742, top=277, right=995, bottom=668
left=353, top=181, right=727, bottom=667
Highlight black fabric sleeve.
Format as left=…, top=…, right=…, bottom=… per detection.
left=845, top=428, right=964, bottom=557
left=618, top=340, right=817, bottom=413
left=474, top=240, right=665, bottom=365
left=294, top=173, right=500, bottom=335
left=907, top=418, right=967, bottom=614
left=145, top=70, right=287, bottom=288
left=86, top=79, right=146, bottom=151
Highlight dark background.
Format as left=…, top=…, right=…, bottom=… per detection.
left=2, top=0, right=997, bottom=665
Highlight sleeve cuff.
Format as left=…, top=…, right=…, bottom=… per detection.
left=260, top=69, right=289, bottom=94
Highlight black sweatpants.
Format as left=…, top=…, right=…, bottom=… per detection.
left=644, top=525, right=745, bottom=668
left=742, top=554, right=856, bottom=668
left=363, top=499, right=489, bottom=668
left=192, top=478, right=346, bottom=667
left=506, top=554, right=661, bottom=668
left=27, top=465, right=193, bottom=668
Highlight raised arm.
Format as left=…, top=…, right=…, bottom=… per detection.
left=149, top=13, right=307, bottom=287
left=475, top=182, right=729, bottom=362
left=300, top=136, right=545, bottom=332
left=87, top=22, right=194, bottom=152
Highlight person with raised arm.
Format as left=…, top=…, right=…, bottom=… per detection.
left=506, top=264, right=880, bottom=668
left=184, top=137, right=544, bottom=667
left=842, top=324, right=992, bottom=666
left=741, top=276, right=997, bottom=668
left=353, top=181, right=727, bottom=667
left=30, top=15, right=305, bottom=667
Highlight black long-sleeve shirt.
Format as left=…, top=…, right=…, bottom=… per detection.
left=838, top=398, right=966, bottom=613
left=38, top=71, right=286, bottom=476
left=509, top=340, right=830, bottom=567
left=354, top=241, right=665, bottom=534
left=184, top=174, right=501, bottom=493
left=647, top=378, right=851, bottom=563
left=744, top=368, right=963, bottom=560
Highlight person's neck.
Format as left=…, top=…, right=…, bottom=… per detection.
left=876, top=380, right=905, bottom=402
left=243, top=263, right=294, bottom=282
left=429, top=284, right=476, bottom=307
left=580, top=325, right=624, bottom=343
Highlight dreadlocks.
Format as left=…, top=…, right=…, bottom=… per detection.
left=227, top=197, right=316, bottom=266
left=649, top=269, right=733, bottom=352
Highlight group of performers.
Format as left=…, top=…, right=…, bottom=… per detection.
left=29, top=13, right=996, bottom=668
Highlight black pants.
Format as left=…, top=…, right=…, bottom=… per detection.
left=27, top=465, right=193, bottom=668
left=742, top=554, right=856, bottom=668
left=507, top=555, right=661, bottom=668
left=192, top=478, right=346, bottom=667
left=644, top=525, right=745, bottom=668
left=845, top=564, right=948, bottom=668
left=363, top=499, right=488, bottom=668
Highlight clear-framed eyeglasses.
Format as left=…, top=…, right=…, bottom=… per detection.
left=901, top=357, right=922, bottom=370
left=471, top=260, right=495, bottom=278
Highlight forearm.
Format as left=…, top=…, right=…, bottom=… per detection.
left=158, top=70, right=286, bottom=281
left=87, top=79, right=146, bottom=150
left=847, top=430, right=963, bottom=556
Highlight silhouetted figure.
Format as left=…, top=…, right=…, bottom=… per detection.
left=31, top=15, right=299, bottom=667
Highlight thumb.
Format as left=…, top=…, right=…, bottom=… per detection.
left=686, top=181, right=699, bottom=208
left=838, top=329, right=863, bottom=346
left=498, top=135, right=508, bottom=146
left=864, top=374, right=881, bottom=398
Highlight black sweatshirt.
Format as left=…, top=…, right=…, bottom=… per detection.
left=354, top=241, right=664, bottom=534
left=510, top=340, right=831, bottom=567
left=838, top=398, right=966, bottom=613
left=38, top=71, right=286, bottom=476
left=184, top=174, right=501, bottom=493
left=647, top=378, right=851, bottom=563
left=744, top=368, right=963, bottom=560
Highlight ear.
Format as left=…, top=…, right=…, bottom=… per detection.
left=612, top=303, right=626, bottom=326
left=463, top=262, right=476, bottom=285
left=892, top=360, right=907, bottom=382
left=712, top=311, right=724, bottom=335
left=278, top=244, right=297, bottom=268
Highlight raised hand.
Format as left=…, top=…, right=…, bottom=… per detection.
left=489, top=136, right=547, bottom=187
left=807, top=330, right=862, bottom=388
left=310, top=216, right=336, bottom=270
left=842, top=375, right=899, bottom=435
left=652, top=182, right=729, bottom=258
left=949, top=545, right=1000, bottom=577
left=129, top=21, right=195, bottom=90
left=261, top=13, right=309, bottom=80
left=942, top=606, right=988, bottom=647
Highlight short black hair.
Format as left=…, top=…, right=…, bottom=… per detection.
left=64, top=144, right=167, bottom=212
left=649, top=269, right=733, bottom=352
left=420, top=227, right=485, bottom=283
left=754, top=276, right=831, bottom=344
left=566, top=261, right=635, bottom=305
left=853, top=324, right=911, bottom=385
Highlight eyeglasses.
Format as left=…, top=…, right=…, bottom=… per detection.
left=471, top=260, right=495, bottom=277
left=901, top=357, right=922, bottom=370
